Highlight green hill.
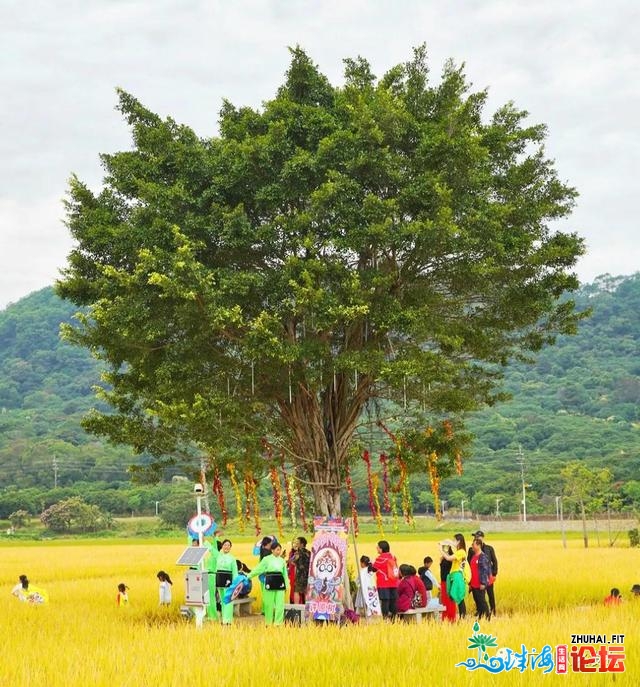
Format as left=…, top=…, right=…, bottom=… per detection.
left=1, top=275, right=639, bottom=516
left=0, top=288, right=136, bottom=488
left=446, top=273, right=640, bottom=514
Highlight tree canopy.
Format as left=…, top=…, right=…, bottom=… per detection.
left=57, top=47, right=585, bottom=515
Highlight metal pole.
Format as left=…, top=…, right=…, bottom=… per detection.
left=517, top=445, right=527, bottom=523
left=196, top=493, right=203, bottom=547
left=349, top=520, right=360, bottom=612
left=560, top=496, right=567, bottom=549
left=199, top=457, right=210, bottom=513
left=461, top=500, right=465, bottom=521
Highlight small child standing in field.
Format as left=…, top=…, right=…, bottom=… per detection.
left=116, top=582, right=129, bottom=607
left=604, top=588, right=622, bottom=606
left=157, top=571, right=173, bottom=605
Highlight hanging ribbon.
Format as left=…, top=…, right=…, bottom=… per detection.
left=345, top=465, right=359, bottom=536
left=261, top=436, right=274, bottom=461
left=379, top=453, right=390, bottom=512
left=443, top=419, right=453, bottom=439
left=427, top=451, right=441, bottom=520
left=371, top=473, right=384, bottom=535
left=376, top=419, right=399, bottom=445
left=212, top=465, right=228, bottom=526
left=244, top=471, right=261, bottom=535
left=395, top=453, right=414, bottom=526
left=243, top=473, right=251, bottom=523
left=281, top=460, right=294, bottom=524
left=389, top=488, right=399, bottom=532
left=362, top=450, right=376, bottom=517
left=296, top=477, right=309, bottom=532
left=269, top=465, right=284, bottom=538
left=226, top=462, right=245, bottom=532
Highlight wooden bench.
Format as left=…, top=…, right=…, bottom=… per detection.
left=397, top=604, right=446, bottom=623
left=231, top=597, right=255, bottom=616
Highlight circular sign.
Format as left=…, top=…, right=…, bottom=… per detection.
left=223, top=575, right=250, bottom=604
left=188, top=513, right=216, bottom=536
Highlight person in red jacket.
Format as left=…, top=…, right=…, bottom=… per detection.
left=397, top=564, right=427, bottom=618
left=373, top=540, right=399, bottom=619
left=604, top=588, right=622, bottom=606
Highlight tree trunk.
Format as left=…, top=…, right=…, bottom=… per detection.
left=311, top=485, right=342, bottom=518
left=580, top=501, right=589, bottom=548
left=279, top=371, right=370, bottom=517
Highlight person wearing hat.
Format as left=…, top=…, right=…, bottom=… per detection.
left=467, top=530, right=498, bottom=615
left=631, top=584, right=640, bottom=596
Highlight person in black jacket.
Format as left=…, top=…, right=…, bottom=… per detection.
left=468, top=530, right=498, bottom=615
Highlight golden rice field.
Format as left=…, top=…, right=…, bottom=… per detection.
left=1, top=536, right=639, bottom=686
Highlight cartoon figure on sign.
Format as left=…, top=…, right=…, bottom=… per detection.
left=306, top=532, right=346, bottom=621
left=310, top=547, right=342, bottom=597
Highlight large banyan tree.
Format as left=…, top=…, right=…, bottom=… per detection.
left=57, top=47, right=585, bottom=517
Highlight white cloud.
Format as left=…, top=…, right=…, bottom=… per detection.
left=0, top=196, right=72, bottom=307
left=1, top=0, right=638, bottom=309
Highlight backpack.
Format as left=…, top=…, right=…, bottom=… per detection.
left=411, top=584, right=424, bottom=609
left=388, top=556, right=400, bottom=581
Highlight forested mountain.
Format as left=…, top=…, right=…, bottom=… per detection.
left=1, top=275, right=639, bottom=515
left=0, top=288, right=137, bottom=488
left=448, top=273, right=640, bottom=514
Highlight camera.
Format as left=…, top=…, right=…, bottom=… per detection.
left=193, top=483, right=204, bottom=494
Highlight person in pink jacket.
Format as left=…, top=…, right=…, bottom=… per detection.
left=397, top=564, right=427, bottom=616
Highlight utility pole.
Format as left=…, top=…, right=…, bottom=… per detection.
left=517, top=444, right=527, bottom=523
left=53, top=455, right=59, bottom=489
left=495, top=497, right=502, bottom=519
left=461, top=499, right=466, bottom=521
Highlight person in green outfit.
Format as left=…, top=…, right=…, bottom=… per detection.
left=247, top=541, right=289, bottom=626
left=215, top=539, right=239, bottom=625
left=205, top=534, right=222, bottom=620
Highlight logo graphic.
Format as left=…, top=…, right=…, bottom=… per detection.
left=455, top=622, right=625, bottom=675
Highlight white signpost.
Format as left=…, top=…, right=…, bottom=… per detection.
left=175, top=483, right=212, bottom=629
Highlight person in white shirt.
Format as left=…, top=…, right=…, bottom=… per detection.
left=157, top=570, right=173, bottom=605
left=418, top=556, right=440, bottom=603
left=11, top=574, right=29, bottom=601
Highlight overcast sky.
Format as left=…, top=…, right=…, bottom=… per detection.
left=1, top=0, right=638, bottom=310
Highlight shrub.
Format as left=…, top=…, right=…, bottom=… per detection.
left=40, top=496, right=112, bottom=533
left=8, top=509, right=30, bottom=529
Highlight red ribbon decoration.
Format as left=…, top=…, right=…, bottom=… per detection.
left=362, top=450, right=376, bottom=517
left=212, top=465, right=228, bottom=526
left=379, top=453, right=391, bottom=512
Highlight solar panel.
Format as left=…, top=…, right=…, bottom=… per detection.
left=176, top=546, right=209, bottom=566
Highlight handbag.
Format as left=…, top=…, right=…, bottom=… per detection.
left=216, top=570, right=233, bottom=588
left=264, top=572, right=286, bottom=590
left=462, top=560, right=471, bottom=585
